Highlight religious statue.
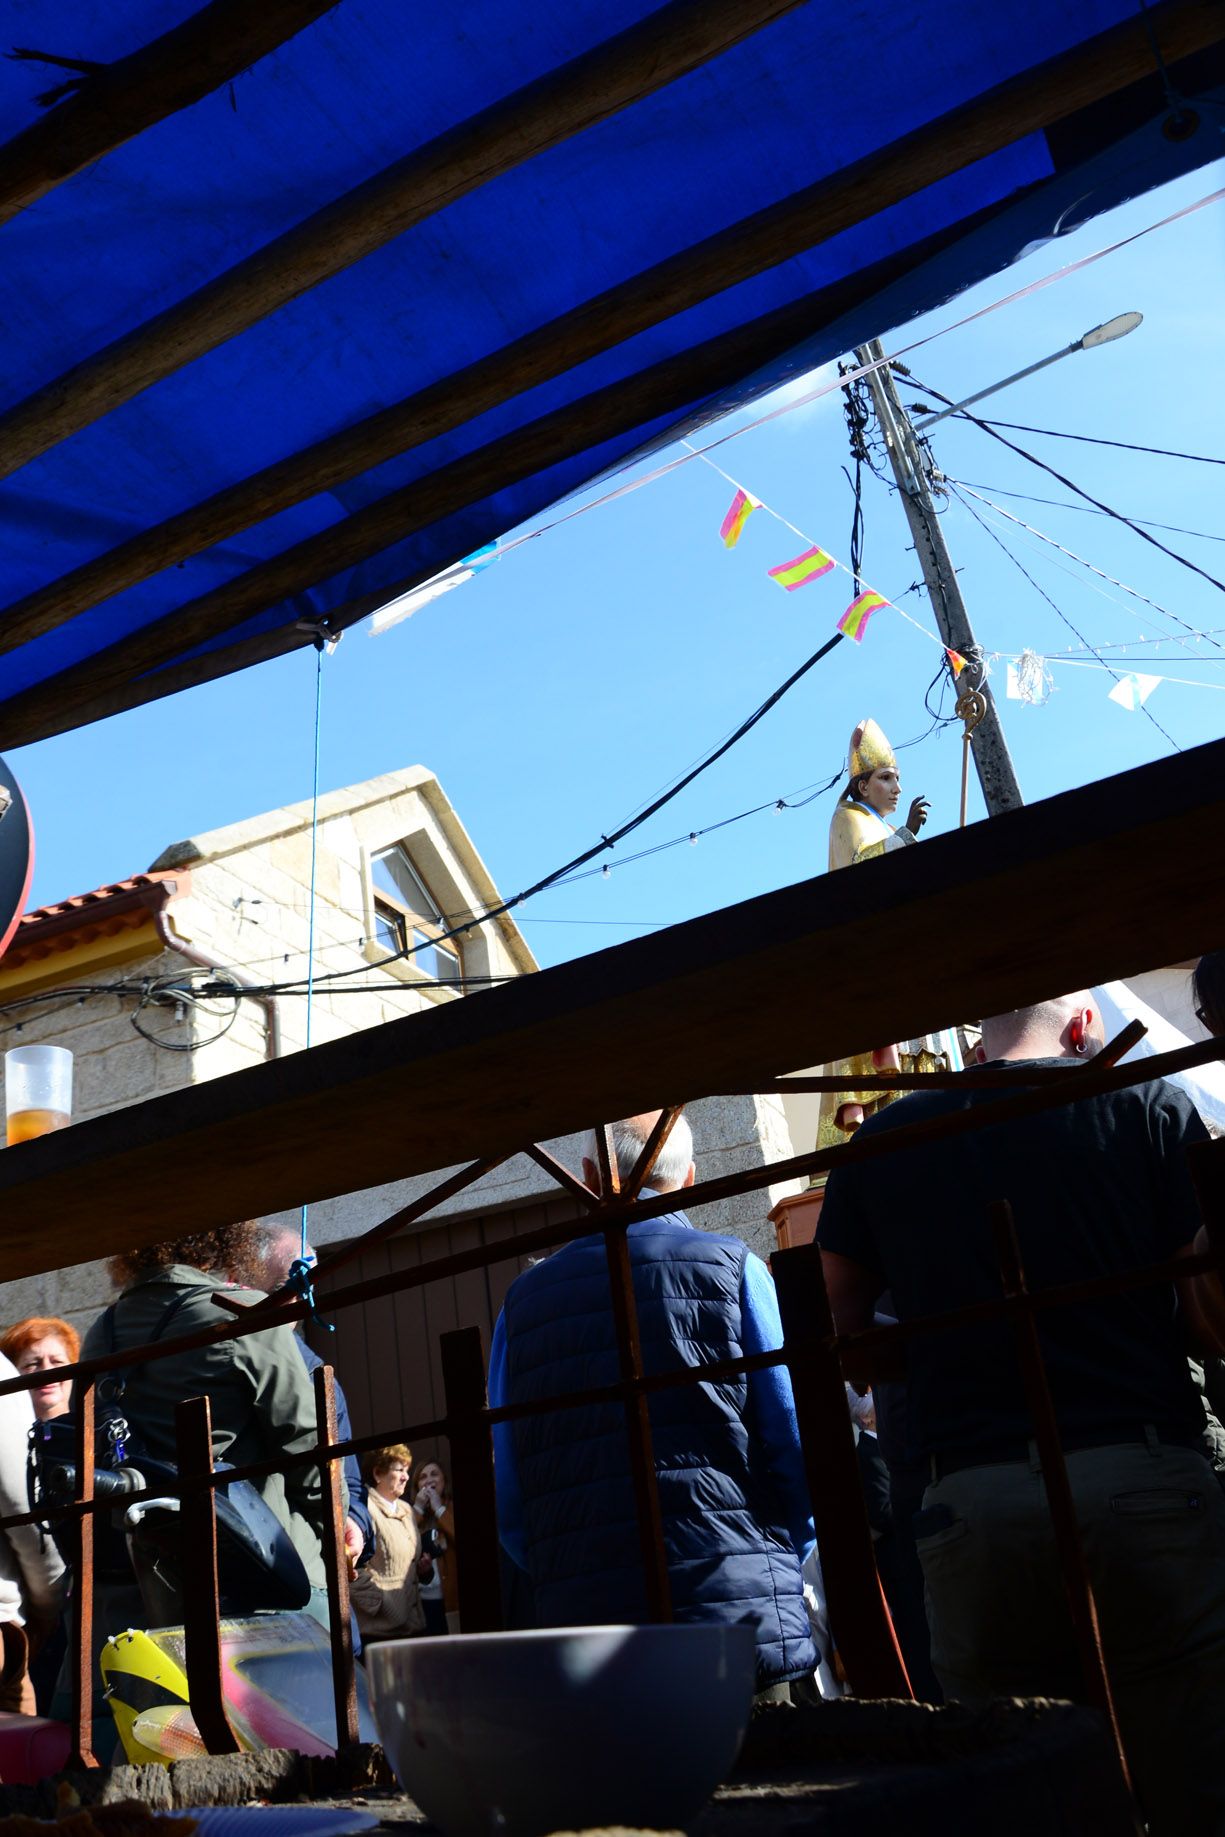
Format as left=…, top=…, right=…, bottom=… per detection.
left=816, top=717, right=956, bottom=1151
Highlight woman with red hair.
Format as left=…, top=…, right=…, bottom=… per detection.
left=0, top=1317, right=78, bottom=1423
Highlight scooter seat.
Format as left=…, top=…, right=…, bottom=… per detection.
left=0, top=1711, right=71, bottom=1784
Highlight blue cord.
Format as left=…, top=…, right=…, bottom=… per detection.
left=300, top=643, right=324, bottom=1272
left=289, top=1254, right=333, bottom=1333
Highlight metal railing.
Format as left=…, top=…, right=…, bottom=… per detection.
left=0, top=1022, right=1219, bottom=1803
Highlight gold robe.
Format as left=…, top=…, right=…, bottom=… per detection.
left=816, top=800, right=949, bottom=1152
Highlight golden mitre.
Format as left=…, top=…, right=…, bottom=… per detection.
left=848, top=717, right=896, bottom=781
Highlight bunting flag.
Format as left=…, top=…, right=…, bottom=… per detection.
left=1107, top=671, right=1160, bottom=712
left=837, top=589, right=887, bottom=642
left=719, top=487, right=760, bottom=548
left=1006, top=662, right=1023, bottom=700
left=370, top=542, right=499, bottom=635
left=767, top=544, right=835, bottom=590
left=946, top=648, right=968, bottom=678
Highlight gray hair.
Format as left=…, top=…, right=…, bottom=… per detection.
left=587, top=1113, right=695, bottom=1193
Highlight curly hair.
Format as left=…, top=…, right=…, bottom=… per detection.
left=0, top=1316, right=80, bottom=1368
left=368, top=1443, right=412, bottom=1480
left=107, top=1221, right=264, bottom=1290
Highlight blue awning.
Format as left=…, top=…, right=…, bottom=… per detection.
left=0, top=0, right=1220, bottom=744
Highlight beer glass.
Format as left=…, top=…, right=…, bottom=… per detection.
left=5, top=1045, right=73, bottom=1145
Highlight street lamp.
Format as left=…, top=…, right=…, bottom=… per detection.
left=914, top=312, right=1142, bottom=430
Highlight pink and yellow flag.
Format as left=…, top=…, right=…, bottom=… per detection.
left=719, top=487, right=760, bottom=548
left=945, top=648, right=968, bottom=677
left=767, top=544, right=835, bottom=590
left=837, top=589, right=887, bottom=642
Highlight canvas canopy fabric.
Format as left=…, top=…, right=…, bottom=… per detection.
left=0, top=0, right=1220, bottom=745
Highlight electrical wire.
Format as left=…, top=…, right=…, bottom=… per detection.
left=950, top=479, right=1225, bottom=548
left=906, top=371, right=1225, bottom=650
left=945, top=481, right=1211, bottom=651
left=948, top=482, right=1182, bottom=754
left=945, top=403, right=1225, bottom=612
left=3, top=707, right=960, bottom=1026
left=975, top=422, right=1225, bottom=467
left=277, top=625, right=852, bottom=991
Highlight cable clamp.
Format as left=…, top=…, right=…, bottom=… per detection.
left=289, top=1256, right=334, bottom=1333
left=295, top=617, right=342, bottom=656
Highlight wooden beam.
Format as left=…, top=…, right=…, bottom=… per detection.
left=0, top=292, right=883, bottom=744
left=0, top=1, right=339, bottom=227
left=0, top=0, right=808, bottom=485
left=0, top=205, right=974, bottom=660
left=0, top=736, right=1220, bottom=1280
left=0, top=4, right=1216, bottom=712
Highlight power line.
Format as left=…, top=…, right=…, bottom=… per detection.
left=287, top=628, right=850, bottom=990
left=976, top=420, right=1225, bottom=468
left=956, top=413, right=1225, bottom=608
left=946, top=480, right=1213, bottom=652
left=948, top=482, right=1182, bottom=755
left=952, top=479, right=1225, bottom=548
left=907, top=374, right=1225, bottom=632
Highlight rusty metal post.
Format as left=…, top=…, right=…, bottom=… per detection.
left=174, top=1396, right=240, bottom=1754
left=989, top=1201, right=1131, bottom=1789
left=621, top=1106, right=683, bottom=1203
left=313, top=1364, right=359, bottom=1749
left=773, top=1242, right=911, bottom=1698
left=71, top=1377, right=98, bottom=1768
left=594, top=1122, right=620, bottom=1199
left=440, top=1326, right=502, bottom=1632
left=591, top=1120, right=672, bottom=1621
left=602, top=1217, right=673, bottom=1622
left=585, top=1119, right=671, bottom=1620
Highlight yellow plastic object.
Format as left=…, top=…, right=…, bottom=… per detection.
left=101, top=1614, right=371, bottom=1762
left=100, top=1627, right=227, bottom=1767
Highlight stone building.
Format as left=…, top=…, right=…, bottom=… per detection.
left=0, top=766, right=803, bottom=1442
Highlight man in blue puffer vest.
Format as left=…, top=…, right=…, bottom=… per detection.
left=488, top=1111, right=817, bottom=1692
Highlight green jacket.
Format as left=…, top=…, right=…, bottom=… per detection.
left=83, top=1263, right=335, bottom=1590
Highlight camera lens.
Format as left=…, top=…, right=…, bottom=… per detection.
left=43, top=1464, right=147, bottom=1506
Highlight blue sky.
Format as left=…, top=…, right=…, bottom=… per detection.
left=11, top=160, right=1225, bottom=972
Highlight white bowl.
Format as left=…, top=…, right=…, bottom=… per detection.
left=367, top=1623, right=756, bottom=1837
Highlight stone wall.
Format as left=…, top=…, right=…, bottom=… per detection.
left=0, top=770, right=803, bottom=1348
left=0, top=944, right=196, bottom=1341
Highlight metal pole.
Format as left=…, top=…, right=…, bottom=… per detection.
left=856, top=339, right=1024, bottom=817
left=313, top=1364, right=359, bottom=1748
left=914, top=341, right=1080, bottom=430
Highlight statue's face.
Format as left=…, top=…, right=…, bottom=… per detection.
left=860, top=766, right=900, bottom=817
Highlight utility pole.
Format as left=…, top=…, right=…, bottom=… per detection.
left=855, top=340, right=1023, bottom=816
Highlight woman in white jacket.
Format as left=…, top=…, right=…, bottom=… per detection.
left=0, top=1349, right=65, bottom=1712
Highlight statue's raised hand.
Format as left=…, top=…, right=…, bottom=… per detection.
left=906, top=796, right=930, bottom=835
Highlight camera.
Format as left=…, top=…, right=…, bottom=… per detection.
left=39, top=1462, right=147, bottom=1509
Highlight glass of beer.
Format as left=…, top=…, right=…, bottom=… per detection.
left=5, top=1045, right=73, bottom=1145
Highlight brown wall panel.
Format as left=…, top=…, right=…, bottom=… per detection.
left=312, top=1195, right=582, bottom=1477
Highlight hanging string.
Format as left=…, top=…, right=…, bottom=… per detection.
left=294, top=638, right=333, bottom=1329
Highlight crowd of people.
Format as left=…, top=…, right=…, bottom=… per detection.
left=487, top=954, right=1225, bottom=1837
left=0, top=1222, right=460, bottom=1747
left=0, top=940, right=1218, bottom=1833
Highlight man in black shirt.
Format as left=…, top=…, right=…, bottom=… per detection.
left=818, top=992, right=1225, bottom=1835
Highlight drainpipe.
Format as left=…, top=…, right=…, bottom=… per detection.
left=147, top=896, right=281, bottom=1061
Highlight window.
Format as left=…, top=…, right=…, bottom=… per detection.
left=370, top=846, right=463, bottom=987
